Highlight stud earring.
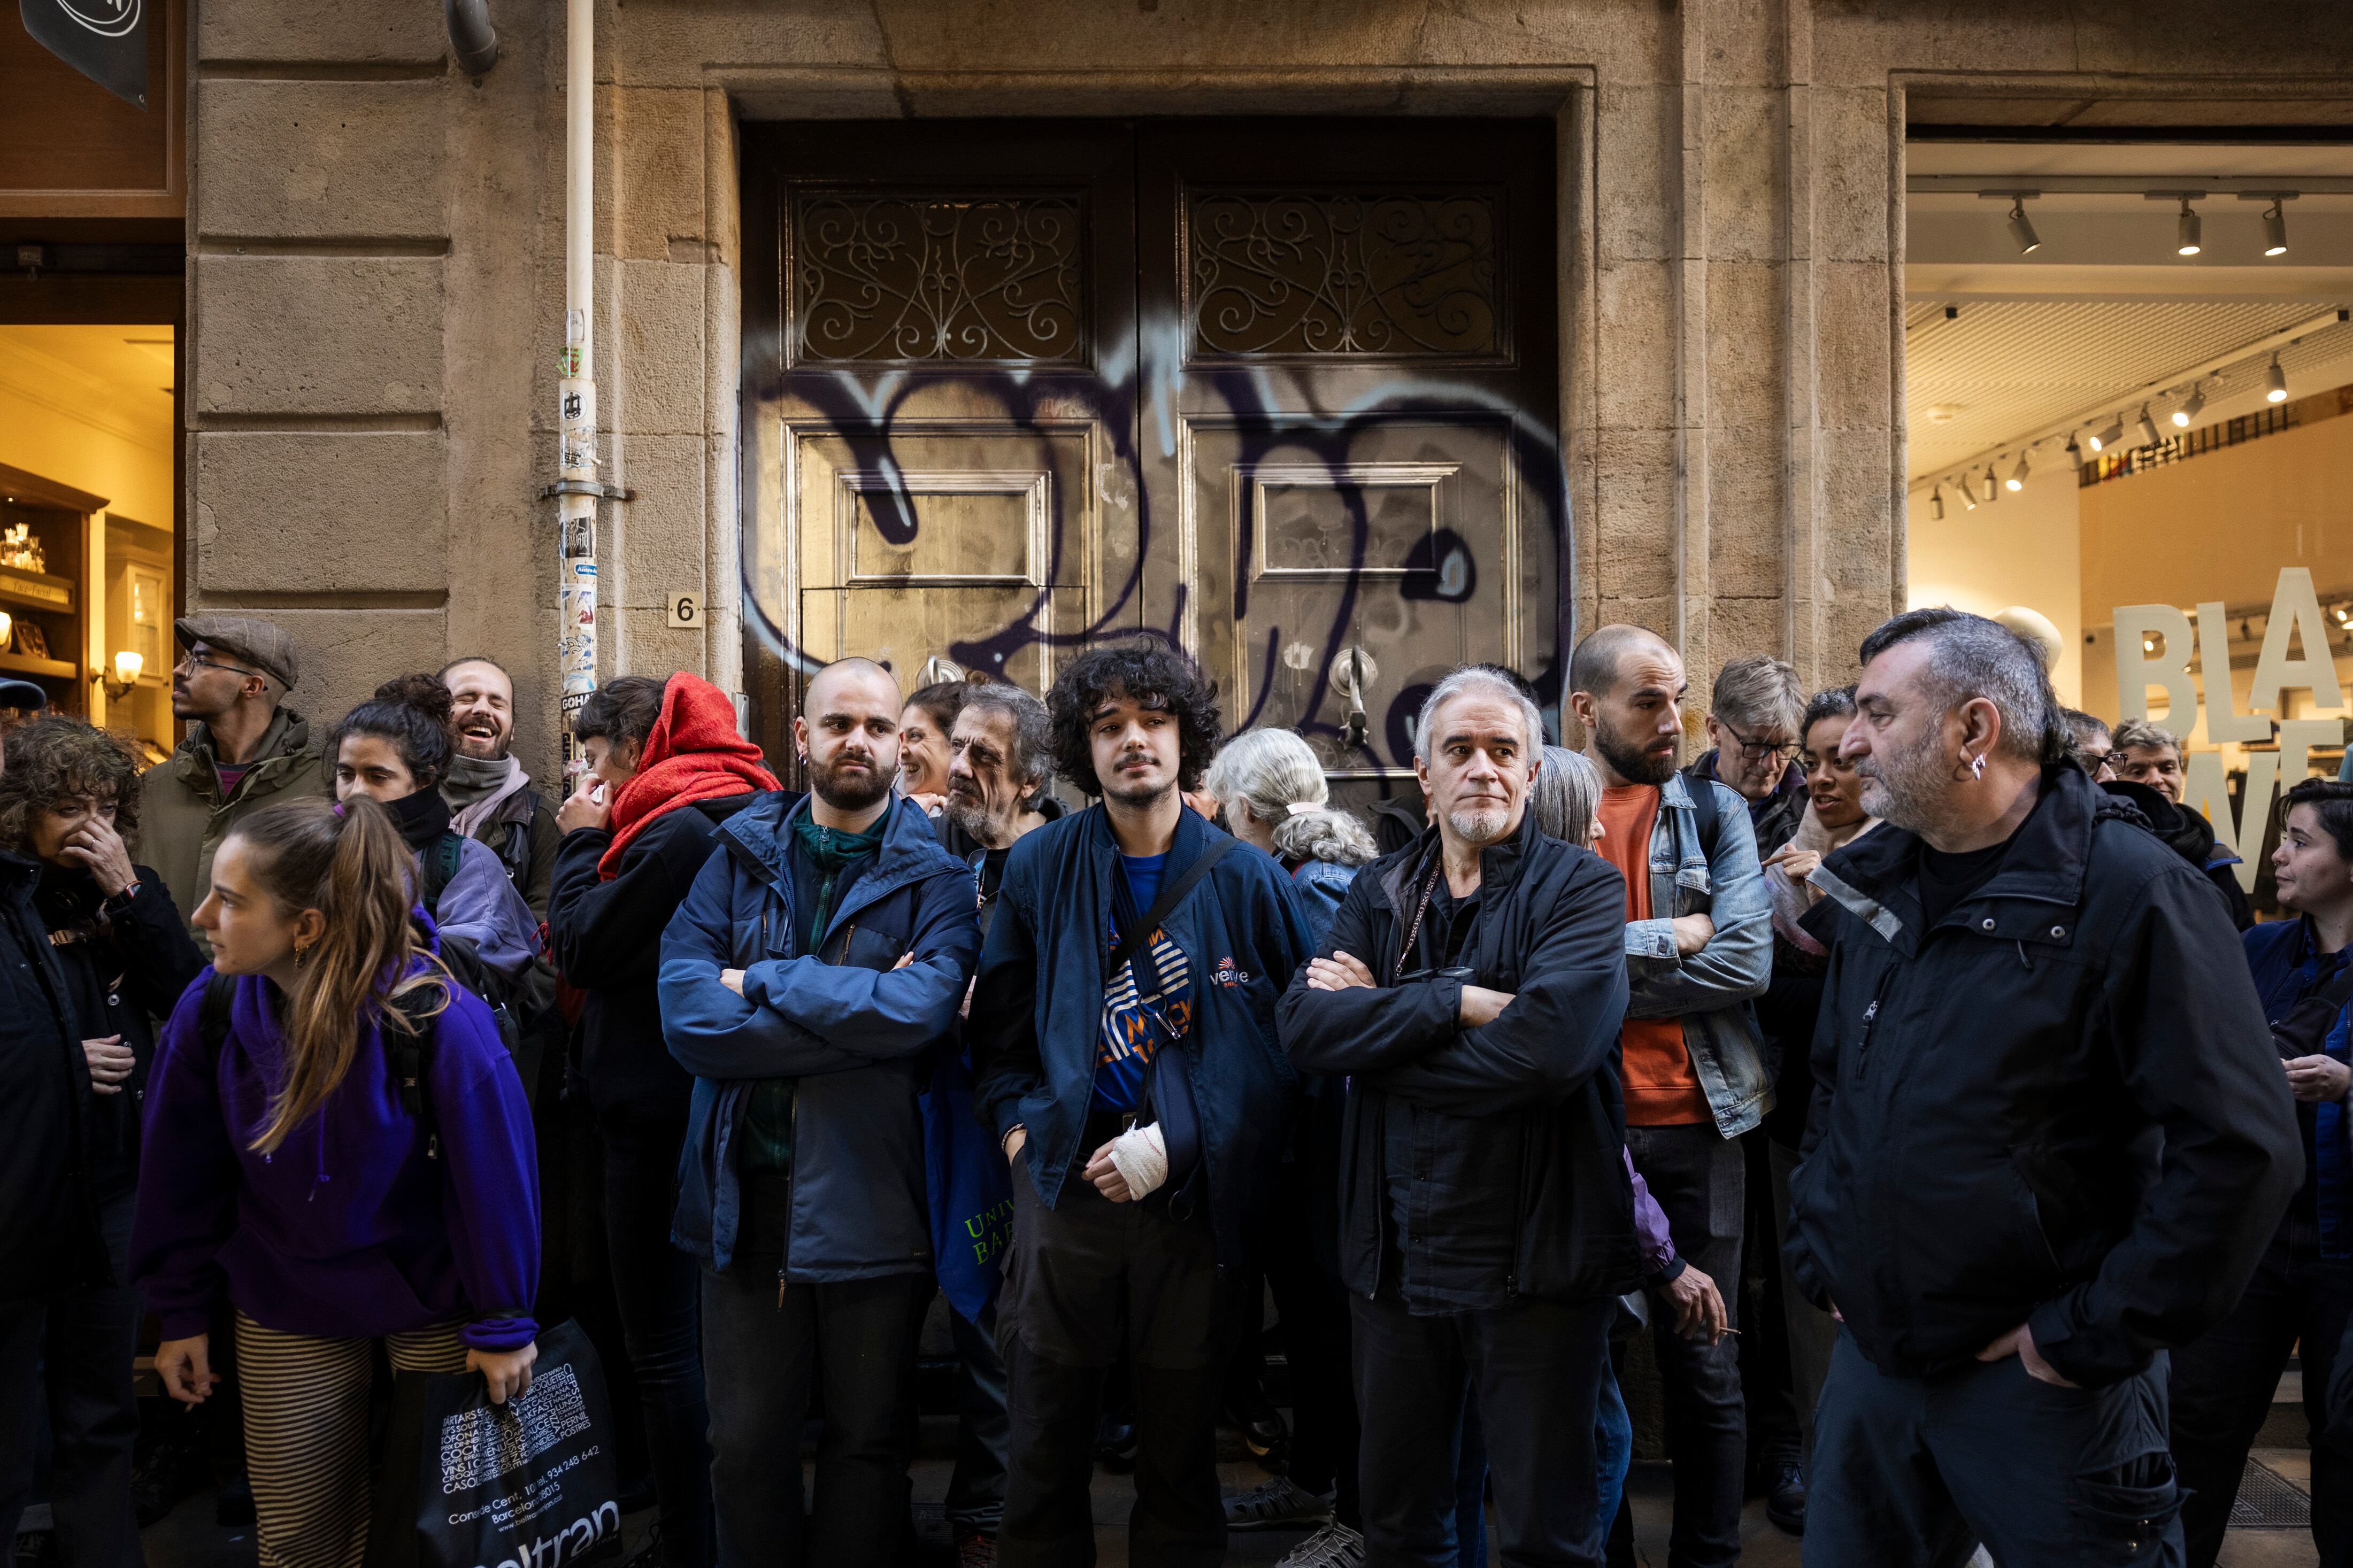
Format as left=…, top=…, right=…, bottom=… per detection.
left=1969, top=753, right=1986, bottom=782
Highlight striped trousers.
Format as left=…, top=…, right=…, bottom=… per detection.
left=234, top=1311, right=470, bottom=1568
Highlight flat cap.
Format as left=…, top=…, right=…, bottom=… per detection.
left=174, top=614, right=299, bottom=691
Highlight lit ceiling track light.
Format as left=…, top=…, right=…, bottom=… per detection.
left=1929, top=484, right=1945, bottom=521
left=2007, top=453, right=2029, bottom=492
left=2239, top=191, right=2298, bottom=257
left=1959, top=477, right=1978, bottom=512
left=2006, top=195, right=2041, bottom=254
left=2173, top=381, right=2206, bottom=427
left=2267, top=354, right=2288, bottom=403
left=2176, top=197, right=2202, bottom=256
left=2065, top=430, right=2083, bottom=468
left=2092, top=415, right=2125, bottom=452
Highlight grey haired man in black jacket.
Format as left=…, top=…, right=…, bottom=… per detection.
left=1788, top=608, right=2301, bottom=1567
left=1279, top=665, right=1635, bottom=1568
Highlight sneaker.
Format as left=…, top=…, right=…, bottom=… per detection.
left=1765, top=1458, right=1806, bottom=1536
left=1224, top=1475, right=1335, bottom=1532
left=1276, top=1521, right=1365, bottom=1568
left=955, top=1531, right=997, bottom=1568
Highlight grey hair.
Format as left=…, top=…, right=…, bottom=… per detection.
left=1856, top=607, right=2069, bottom=766
left=1529, top=745, right=1603, bottom=846
left=2109, top=718, right=2182, bottom=759
left=1710, top=655, right=1804, bottom=736
left=955, top=683, right=1054, bottom=790
left=1412, top=666, right=1546, bottom=765
left=1203, top=728, right=1378, bottom=866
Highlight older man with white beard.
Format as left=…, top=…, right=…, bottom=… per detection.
left=1787, top=607, right=2300, bottom=1567
left=1279, top=665, right=1636, bottom=1567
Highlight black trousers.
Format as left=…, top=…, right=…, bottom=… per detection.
left=602, top=1112, right=714, bottom=1568
left=0, top=1193, right=142, bottom=1568
left=1352, top=1288, right=1616, bottom=1568
left=2169, top=1238, right=2353, bottom=1567
left=997, top=1162, right=1230, bottom=1568
left=947, top=1296, right=1010, bottom=1536
left=1624, top=1122, right=1747, bottom=1568
left=1736, top=1127, right=1801, bottom=1469
left=1806, top=1327, right=2182, bottom=1568
left=701, top=1261, right=929, bottom=1568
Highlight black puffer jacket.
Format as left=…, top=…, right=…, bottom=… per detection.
left=548, top=794, right=759, bottom=1126
left=1278, top=809, right=1637, bottom=1306
left=2101, top=777, right=2255, bottom=931
left=1788, top=764, right=2301, bottom=1388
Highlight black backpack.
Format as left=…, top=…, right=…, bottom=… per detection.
left=198, top=971, right=451, bottom=1158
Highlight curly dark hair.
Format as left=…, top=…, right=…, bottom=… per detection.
left=0, top=717, right=147, bottom=854
left=331, top=673, right=457, bottom=792
left=1047, top=641, right=1221, bottom=796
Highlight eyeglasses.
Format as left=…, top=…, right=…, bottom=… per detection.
left=1716, top=717, right=1801, bottom=763
left=176, top=652, right=262, bottom=681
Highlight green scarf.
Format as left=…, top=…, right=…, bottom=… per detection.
left=740, top=807, right=891, bottom=1185
left=791, top=808, right=889, bottom=953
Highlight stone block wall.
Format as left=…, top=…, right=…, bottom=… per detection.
left=179, top=0, right=2353, bottom=768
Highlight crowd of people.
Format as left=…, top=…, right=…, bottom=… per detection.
left=0, top=602, right=2347, bottom=1568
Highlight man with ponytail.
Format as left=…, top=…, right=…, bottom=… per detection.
left=130, top=795, right=541, bottom=1568
left=547, top=669, right=779, bottom=1568
left=659, top=658, right=981, bottom=1568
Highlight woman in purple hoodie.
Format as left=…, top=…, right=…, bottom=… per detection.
left=131, top=795, right=540, bottom=1568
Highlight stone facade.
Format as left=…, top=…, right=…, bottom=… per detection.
left=179, top=0, right=2353, bottom=765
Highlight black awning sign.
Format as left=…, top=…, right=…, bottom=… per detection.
left=19, top=0, right=147, bottom=110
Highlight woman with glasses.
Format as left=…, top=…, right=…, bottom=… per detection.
left=1688, top=655, right=1810, bottom=860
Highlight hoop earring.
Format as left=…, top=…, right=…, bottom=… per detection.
left=1969, top=753, right=1986, bottom=782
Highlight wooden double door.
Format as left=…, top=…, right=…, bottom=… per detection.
left=741, top=118, right=1563, bottom=801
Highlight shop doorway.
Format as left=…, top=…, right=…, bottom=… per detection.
left=1901, top=130, right=2353, bottom=915
left=740, top=118, right=1563, bottom=802
left=0, top=306, right=183, bottom=759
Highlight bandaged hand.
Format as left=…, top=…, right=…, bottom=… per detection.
left=1083, top=1122, right=1168, bottom=1203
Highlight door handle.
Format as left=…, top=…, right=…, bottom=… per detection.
left=1329, top=646, right=1378, bottom=749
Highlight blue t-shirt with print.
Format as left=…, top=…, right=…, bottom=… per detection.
left=1091, top=852, right=1193, bottom=1114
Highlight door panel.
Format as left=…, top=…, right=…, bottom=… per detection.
left=789, top=424, right=1098, bottom=695
left=740, top=123, right=1140, bottom=774
left=1138, top=120, right=1561, bottom=805
left=743, top=119, right=1563, bottom=801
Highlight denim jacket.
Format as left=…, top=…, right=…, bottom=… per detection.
left=1623, top=770, right=1774, bottom=1137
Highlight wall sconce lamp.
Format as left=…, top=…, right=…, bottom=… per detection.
left=93, top=648, right=143, bottom=701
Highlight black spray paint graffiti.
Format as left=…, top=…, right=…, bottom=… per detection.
left=743, top=359, right=1568, bottom=784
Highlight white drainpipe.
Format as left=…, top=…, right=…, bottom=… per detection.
left=550, top=0, right=606, bottom=774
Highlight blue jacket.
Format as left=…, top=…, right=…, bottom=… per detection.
left=968, top=804, right=1313, bottom=1267
left=1626, top=770, right=1775, bottom=1137
left=2243, top=915, right=2353, bottom=1260
left=658, top=793, right=981, bottom=1279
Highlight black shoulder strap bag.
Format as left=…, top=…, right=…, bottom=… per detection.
left=1108, top=836, right=1237, bottom=1218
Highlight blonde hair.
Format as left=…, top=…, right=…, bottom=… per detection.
left=227, top=797, right=448, bottom=1153
left=1204, top=728, right=1378, bottom=866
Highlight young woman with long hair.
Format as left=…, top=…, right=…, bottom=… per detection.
left=131, top=797, right=540, bottom=1568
